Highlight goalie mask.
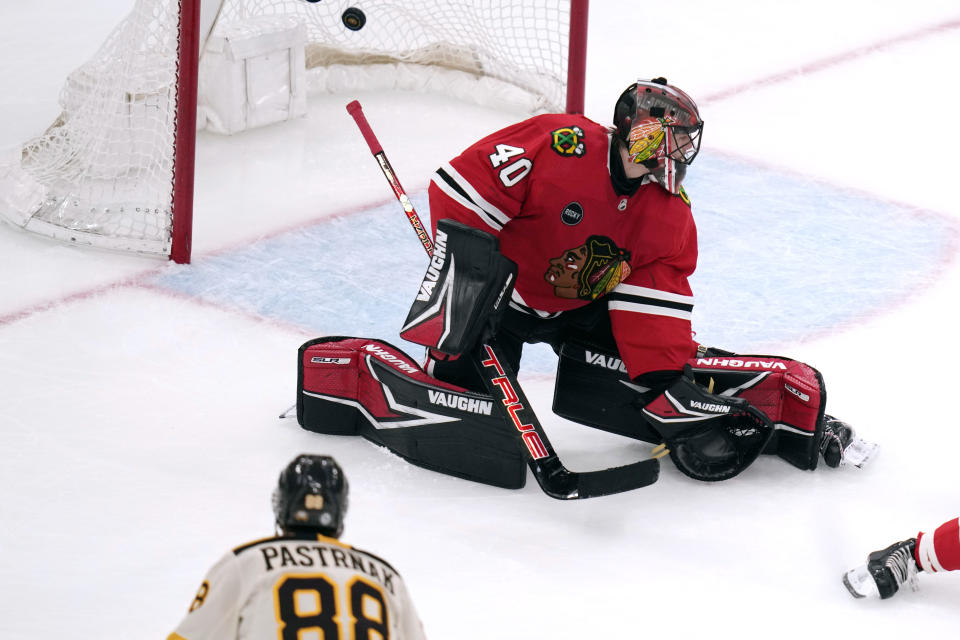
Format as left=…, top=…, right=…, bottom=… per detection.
left=613, top=77, right=703, bottom=194
left=272, top=454, right=348, bottom=538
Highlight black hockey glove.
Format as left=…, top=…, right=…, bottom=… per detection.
left=641, top=371, right=774, bottom=481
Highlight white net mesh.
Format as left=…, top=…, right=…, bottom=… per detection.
left=215, top=0, right=570, bottom=111
left=0, top=0, right=573, bottom=258
left=0, top=0, right=183, bottom=255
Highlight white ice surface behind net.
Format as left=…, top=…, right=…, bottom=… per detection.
left=1, top=1, right=960, bottom=638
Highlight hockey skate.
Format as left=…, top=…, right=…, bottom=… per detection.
left=819, top=416, right=877, bottom=468
left=843, top=538, right=920, bottom=599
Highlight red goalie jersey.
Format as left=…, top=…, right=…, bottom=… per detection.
left=428, top=113, right=699, bottom=378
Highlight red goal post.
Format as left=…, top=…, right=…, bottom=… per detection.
left=0, top=0, right=589, bottom=264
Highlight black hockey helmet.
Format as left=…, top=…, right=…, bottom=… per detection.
left=272, top=454, right=348, bottom=538
left=613, top=77, right=703, bottom=193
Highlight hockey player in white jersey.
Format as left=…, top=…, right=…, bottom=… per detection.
left=167, top=454, right=427, bottom=640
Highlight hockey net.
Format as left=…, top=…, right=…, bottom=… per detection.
left=0, top=0, right=586, bottom=263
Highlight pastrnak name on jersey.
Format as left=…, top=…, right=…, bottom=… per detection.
left=238, top=536, right=399, bottom=595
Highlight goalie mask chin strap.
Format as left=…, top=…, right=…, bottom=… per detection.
left=609, top=138, right=647, bottom=196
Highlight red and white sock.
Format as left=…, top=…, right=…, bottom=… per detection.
left=916, top=517, right=960, bottom=572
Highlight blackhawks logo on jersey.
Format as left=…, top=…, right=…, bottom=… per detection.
left=550, top=126, right=586, bottom=157
left=544, top=235, right=632, bottom=300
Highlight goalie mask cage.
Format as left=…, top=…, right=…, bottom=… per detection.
left=0, top=0, right=589, bottom=264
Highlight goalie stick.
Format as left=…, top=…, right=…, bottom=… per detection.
left=345, top=101, right=433, bottom=256
left=346, top=100, right=661, bottom=499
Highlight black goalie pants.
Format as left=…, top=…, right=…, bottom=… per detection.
left=427, top=300, right=617, bottom=393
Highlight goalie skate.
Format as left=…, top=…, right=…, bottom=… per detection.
left=819, top=416, right=878, bottom=469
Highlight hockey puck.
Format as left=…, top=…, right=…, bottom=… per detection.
left=342, top=7, right=366, bottom=31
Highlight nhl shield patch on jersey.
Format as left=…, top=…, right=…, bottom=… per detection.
left=550, top=126, right=585, bottom=157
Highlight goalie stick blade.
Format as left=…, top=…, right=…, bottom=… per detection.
left=533, top=457, right=660, bottom=500
left=477, top=341, right=660, bottom=499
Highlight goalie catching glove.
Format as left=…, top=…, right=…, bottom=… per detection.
left=641, top=371, right=775, bottom=481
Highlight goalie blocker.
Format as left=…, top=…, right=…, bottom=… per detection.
left=400, top=218, right=517, bottom=356
left=554, top=344, right=829, bottom=472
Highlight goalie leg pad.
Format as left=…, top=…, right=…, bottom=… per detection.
left=297, top=336, right=526, bottom=489
left=400, top=218, right=517, bottom=356
left=552, top=342, right=662, bottom=443
left=554, top=346, right=830, bottom=470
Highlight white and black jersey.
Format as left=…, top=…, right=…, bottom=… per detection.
left=168, top=533, right=426, bottom=640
